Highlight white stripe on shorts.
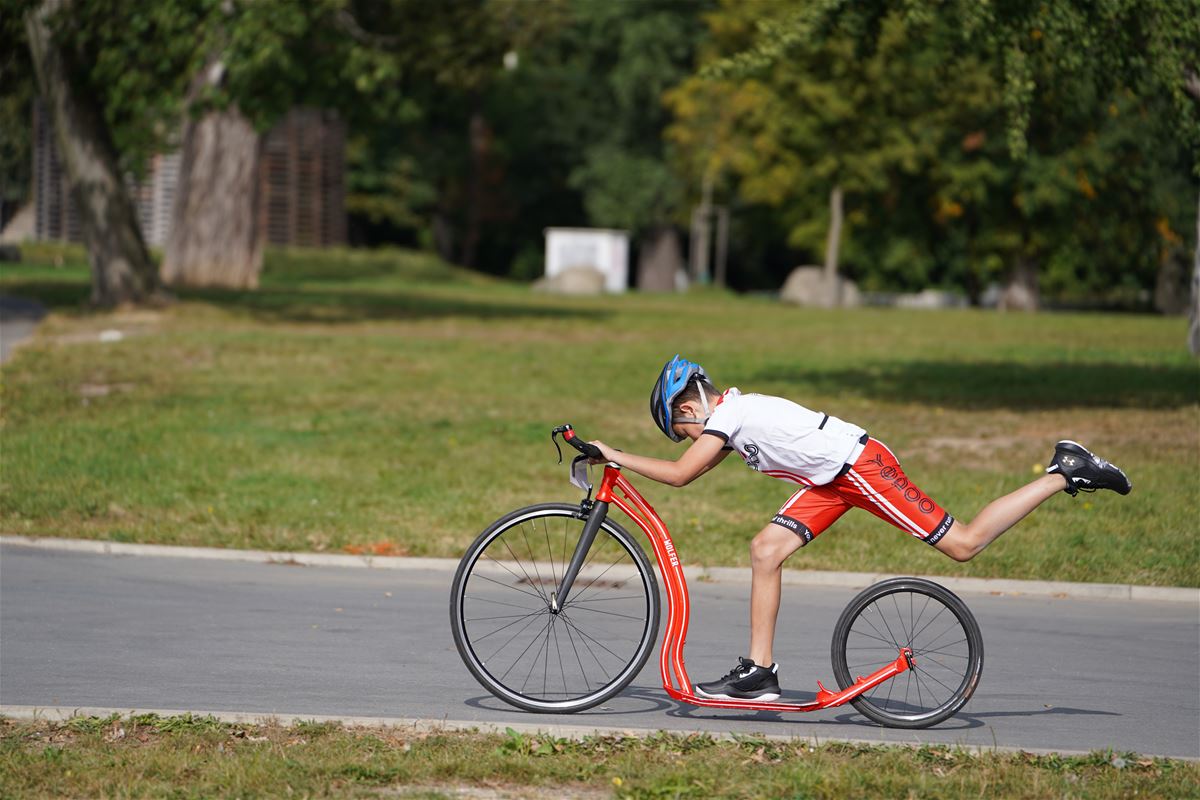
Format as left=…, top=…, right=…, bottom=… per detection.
left=846, top=469, right=927, bottom=538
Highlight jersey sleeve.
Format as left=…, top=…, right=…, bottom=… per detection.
left=702, top=401, right=739, bottom=446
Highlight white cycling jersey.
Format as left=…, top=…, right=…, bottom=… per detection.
left=701, top=388, right=867, bottom=487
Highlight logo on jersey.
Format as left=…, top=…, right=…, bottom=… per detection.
left=742, top=442, right=761, bottom=471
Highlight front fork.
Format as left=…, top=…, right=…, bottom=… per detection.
left=551, top=500, right=609, bottom=613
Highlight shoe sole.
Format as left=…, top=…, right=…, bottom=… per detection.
left=693, top=686, right=781, bottom=702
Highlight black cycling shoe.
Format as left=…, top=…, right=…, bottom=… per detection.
left=694, top=657, right=781, bottom=702
left=1046, top=440, right=1132, bottom=497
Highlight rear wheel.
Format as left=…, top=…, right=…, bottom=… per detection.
left=450, top=504, right=659, bottom=713
left=831, top=578, right=983, bottom=728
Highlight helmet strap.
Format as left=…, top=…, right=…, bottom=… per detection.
left=674, top=382, right=712, bottom=427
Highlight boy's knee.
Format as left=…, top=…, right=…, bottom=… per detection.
left=937, top=534, right=977, bottom=563
left=944, top=545, right=974, bottom=563
left=750, top=529, right=796, bottom=569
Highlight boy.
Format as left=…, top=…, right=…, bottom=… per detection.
left=587, top=355, right=1131, bottom=702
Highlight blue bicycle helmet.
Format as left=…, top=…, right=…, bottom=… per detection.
left=650, top=355, right=712, bottom=442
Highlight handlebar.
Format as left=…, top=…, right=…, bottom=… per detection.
left=551, top=424, right=603, bottom=462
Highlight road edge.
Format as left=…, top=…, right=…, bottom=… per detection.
left=5, top=704, right=1195, bottom=762
left=3, top=535, right=1196, bottom=603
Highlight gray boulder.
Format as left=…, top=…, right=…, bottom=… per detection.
left=532, top=266, right=607, bottom=296
left=780, top=266, right=861, bottom=308
left=893, top=289, right=968, bottom=310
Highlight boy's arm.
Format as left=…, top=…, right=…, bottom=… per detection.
left=589, top=434, right=729, bottom=488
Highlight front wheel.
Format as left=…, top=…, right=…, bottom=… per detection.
left=450, top=503, right=660, bottom=713
left=831, top=577, right=983, bottom=729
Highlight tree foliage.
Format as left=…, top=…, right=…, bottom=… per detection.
left=669, top=0, right=1195, bottom=301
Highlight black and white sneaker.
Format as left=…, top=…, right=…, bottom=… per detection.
left=694, top=657, right=780, bottom=702
left=1046, top=440, right=1132, bottom=497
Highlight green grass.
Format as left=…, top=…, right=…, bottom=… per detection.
left=2, top=715, right=1196, bottom=799
left=1, top=244, right=1197, bottom=585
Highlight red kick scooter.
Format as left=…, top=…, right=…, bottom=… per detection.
left=450, top=425, right=983, bottom=729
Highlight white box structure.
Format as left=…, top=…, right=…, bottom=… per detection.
left=544, top=228, right=630, bottom=293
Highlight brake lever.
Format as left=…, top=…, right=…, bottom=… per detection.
left=551, top=426, right=568, bottom=464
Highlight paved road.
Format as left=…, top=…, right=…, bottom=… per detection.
left=1, top=545, right=1196, bottom=758
left=0, top=295, right=45, bottom=364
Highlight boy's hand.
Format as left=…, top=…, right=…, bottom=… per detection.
left=588, top=440, right=618, bottom=464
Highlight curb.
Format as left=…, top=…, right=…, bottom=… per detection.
left=6, top=705, right=1192, bottom=761
left=3, top=535, right=1197, bottom=604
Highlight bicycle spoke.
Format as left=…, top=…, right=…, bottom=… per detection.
left=470, top=607, right=547, bottom=644
left=466, top=611, right=548, bottom=623
left=542, top=516, right=557, bottom=587
left=500, top=536, right=549, bottom=605
left=480, top=554, right=550, bottom=602
left=915, top=639, right=969, bottom=658
left=464, top=595, right=545, bottom=614
left=558, top=611, right=627, bottom=666
left=907, top=604, right=950, bottom=646
left=566, top=553, right=633, bottom=606
left=856, top=607, right=899, bottom=648
left=552, top=617, right=568, bottom=699
left=912, top=661, right=927, bottom=710
left=557, top=612, right=615, bottom=682
left=560, top=604, right=645, bottom=621
left=913, top=664, right=959, bottom=696
left=499, top=615, right=554, bottom=682
left=847, top=656, right=899, bottom=671
left=565, top=594, right=647, bottom=604
left=915, top=618, right=964, bottom=654
left=872, top=599, right=906, bottom=650
left=481, top=610, right=550, bottom=664
left=519, top=526, right=548, bottom=601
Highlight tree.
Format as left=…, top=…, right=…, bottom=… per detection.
left=670, top=0, right=1195, bottom=311
left=8, top=0, right=548, bottom=294
left=536, top=0, right=709, bottom=287
left=0, top=11, right=34, bottom=230
left=704, top=0, right=1199, bottom=320
left=23, top=0, right=160, bottom=306
left=343, top=0, right=709, bottom=285
left=668, top=2, right=1002, bottom=301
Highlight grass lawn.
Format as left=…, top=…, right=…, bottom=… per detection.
left=2, top=715, right=1196, bottom=799
left=1, top=245, right=1197, bottom=585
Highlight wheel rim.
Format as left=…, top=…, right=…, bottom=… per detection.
left=843, top=587, right=978, bottom=722
left=455, top=509, right=654, bottom=709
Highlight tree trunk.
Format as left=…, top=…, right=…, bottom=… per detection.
left=1189, top=190, right=1199, bottom=355
left=636, top=226, right=683, bottom=292
left=162, top=106, right=263, bottom=289
left=25, top=0, right=158, bottom=307
left=460, top=108, right=490, bottom=270
left=824, top=184, right=844, bottom=307
left=999, top=254, right=1040, bottom=311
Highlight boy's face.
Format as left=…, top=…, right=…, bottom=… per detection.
left=672, top=401, right=706, bottom=442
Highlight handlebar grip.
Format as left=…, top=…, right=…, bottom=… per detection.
left=561, top=427, right=604, bottom=460
left=574, top=440, right=604, bottom=460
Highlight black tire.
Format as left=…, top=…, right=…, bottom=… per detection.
left=831, top=577, right=983, bottom=729
left=450, top=503, right=660, bottom=713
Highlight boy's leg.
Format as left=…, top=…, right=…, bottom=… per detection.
left=840, top=438, right=1131, bottom=563
left=933, top=474, right=1065, bottom=562
left=747, top=523, right=807, bottom=667
left=936, top=440, right=1132, bottom=561
left=747, top=489, right=849, bottom=667
left=695, top=488, right=846, bottom=697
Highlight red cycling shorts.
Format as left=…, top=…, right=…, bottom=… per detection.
left=770, top=438, right=954, bottom=546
